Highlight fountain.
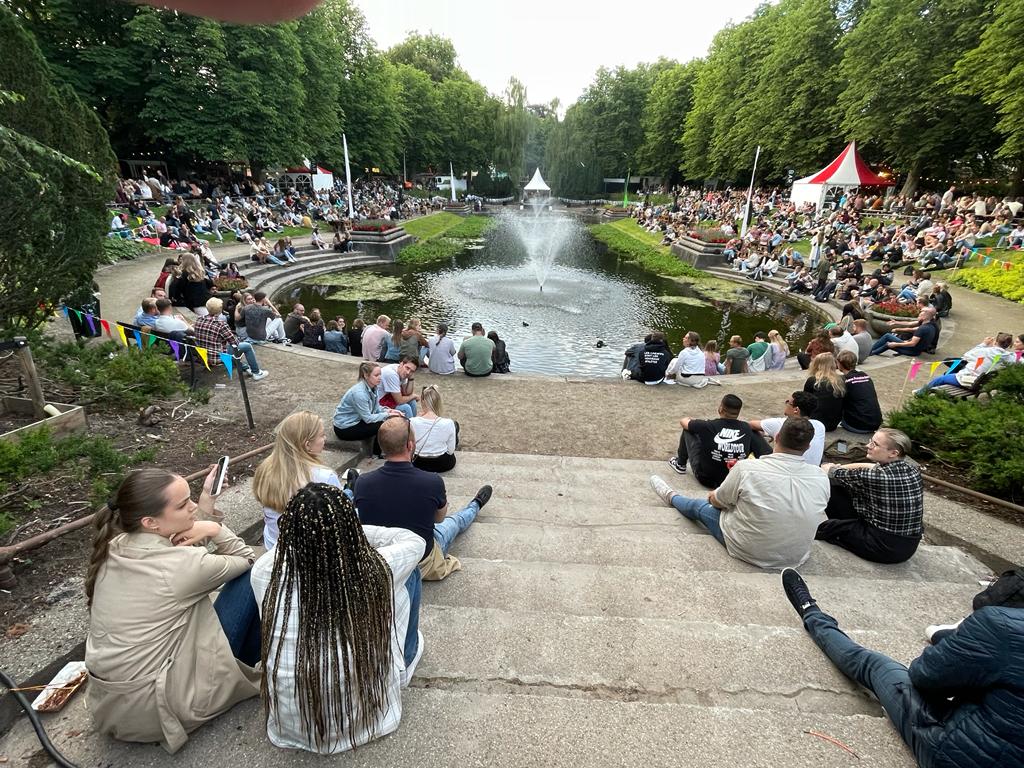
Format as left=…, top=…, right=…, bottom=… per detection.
left=503, top=168, right=575, bottom=291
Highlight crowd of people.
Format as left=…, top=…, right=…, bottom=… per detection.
left=82, top=180, right=1024, bottom=766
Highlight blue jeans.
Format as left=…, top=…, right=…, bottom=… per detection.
left=395, top=401, right=418, bottom=419
left=870, top=332, right=917, bottom=356
left=670, top=495, right=725, bottom=544
left=920, top=373, right=959, bottom=392
left=434, top=500, right=480, bottom=555
left=231, top=342, right=261, bottom=374
left=214, top=570, right=262, bottom=666
left=803, top=610, right=943, bottom=767
left=403, top=569, right=421, bottom=667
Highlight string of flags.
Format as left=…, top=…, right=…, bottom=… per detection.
left=60, top=305, right=240, bottom=379
left=966, top=246, right=1019, bottom=271
left=906, top=350, right=1022, bottom=381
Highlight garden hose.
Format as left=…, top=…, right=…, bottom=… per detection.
left=0, top=668, right=80, bottom=768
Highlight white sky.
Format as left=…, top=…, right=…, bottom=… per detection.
left=352, top=0, right=767, bottom=107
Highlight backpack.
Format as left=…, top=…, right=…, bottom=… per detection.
left=973, top=568, right=1024, bottom=610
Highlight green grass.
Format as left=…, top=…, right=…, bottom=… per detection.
left=589, top=219, right=707, bottom=279
left=398, top=213, right=496, bottom=265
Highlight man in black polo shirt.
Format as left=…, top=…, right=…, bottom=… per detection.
left=355, top=417, right=491, bottom=668
left=668, top=394, right=771, bottom=487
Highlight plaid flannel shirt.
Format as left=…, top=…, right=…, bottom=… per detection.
left=192, top=315, right=238, bottom=354
left=830, top=459, right=924, bottom=537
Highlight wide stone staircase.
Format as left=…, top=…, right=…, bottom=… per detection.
left=0, top=451, right=989, bottom=767
left=239, top=241, right=387, bottom=300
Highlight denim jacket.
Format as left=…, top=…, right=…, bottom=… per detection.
left=333, top=381, right=387, bottom=429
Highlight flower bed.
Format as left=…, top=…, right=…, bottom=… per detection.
left=868, top=299, right=920, bottom=318
left=213, top=276, right=248, bottom=292
left=352, top=219, right=398, bottom=233
left=685, top=228, right=730, bottom=245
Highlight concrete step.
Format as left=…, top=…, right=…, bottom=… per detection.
left=416, top=604, right=913, bottom=716
left=242, top=250, right=369, bottom=283
left=453, top=521, right=986, bottom=584
left=255, top=256, right=386, bottom=298
left=422, top=558, right=978, bottom=634
left=8, top=688, right=914, bottom=767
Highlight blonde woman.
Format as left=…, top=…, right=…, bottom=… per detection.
left=253, top=411, right=343, bottom=549
left=767, top=329, right=790, bottom=371
left=176, top=252, right=213, bottom=316
left=411, top=385, right=459, bottom=473
left=802, top=352, right=846, bottom=431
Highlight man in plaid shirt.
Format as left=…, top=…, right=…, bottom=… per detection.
left=193, top=297, right=268, bottom=381
left=816, top=428, right=922, bottom=564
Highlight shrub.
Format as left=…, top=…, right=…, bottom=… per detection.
left=949, top=262, right=1024, bottom=304
left=887, top=365, right=1024, bottom=500
left=101, top=238, right=156, bottom=264
left=213, top=276, right=248, bottom=292
left=396, top=238, right=463, bottom=265
left=36, top=340, right=191, bottom=409
left=447, top=215, right=495, bottom=239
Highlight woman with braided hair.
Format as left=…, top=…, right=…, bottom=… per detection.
left=252, top=483, right=425, bottom=753
left=83, top=467, right=261, bottom=754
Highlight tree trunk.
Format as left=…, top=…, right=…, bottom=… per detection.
left=1008, top=156, right=1024, bottom=197
left=899, top=160, right=921, bottom=199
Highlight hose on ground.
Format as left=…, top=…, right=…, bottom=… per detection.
left=0, top=668, right=79, bottom=768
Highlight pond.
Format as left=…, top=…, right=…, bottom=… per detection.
left=274, top=215, right=821, bottom=377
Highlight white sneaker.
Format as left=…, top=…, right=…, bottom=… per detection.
left=649, top=475, right=676, bottom=506
left=925, top=620, right=963, bottom=644
left=251, top=369, right=269, bottom=381
left=401, top=630, right=424, bottom=687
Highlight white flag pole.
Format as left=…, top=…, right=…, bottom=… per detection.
left=342, top=133, right=355, bottom=219
left=740, top=145, right=762, bottom=239
left=449, top=161, right=457, bottom=203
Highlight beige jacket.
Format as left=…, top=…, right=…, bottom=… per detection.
left=85, top=526, right=260, bottom=753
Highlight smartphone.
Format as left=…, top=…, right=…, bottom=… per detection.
left=212, top=455, right=230, bottom=496
left=836, top=440, right=848, bottom=454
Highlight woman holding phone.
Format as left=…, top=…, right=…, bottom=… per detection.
left=84, top=466, right=261, bottom=753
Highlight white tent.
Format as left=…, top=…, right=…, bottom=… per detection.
left=789, top=141, right=893, bottom=210
left=524, top=168, right=550, bottom=193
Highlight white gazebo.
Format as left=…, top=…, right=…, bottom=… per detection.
left=523, top=167, right=551, bottom=198
left=789, top=141, right=893, bottom=211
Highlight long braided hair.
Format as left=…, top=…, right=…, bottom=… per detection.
left=260, top=483, right=395, bottom=751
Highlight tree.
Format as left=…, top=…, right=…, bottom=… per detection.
left=386, top=32, right=459, bottom=82
left=952, top=0, right=1024, bottom=182
left=544, top=106, right=604, bottom=198
left=339, top=52, right=405, bottom=173
left=295, top=1, right=349, bottom=167
left=637, top=61, right=700, bottom=184
left=493, top=77, right=529, bottom=186
left=523, top=100, right=559, bottom=181
left=0, top=6, right=115, bottom=329
left=394, top=63, right=442, bottom=176
left=838, top=0, right=999, bottom=196
left=436, top=77, right=499, bottom=183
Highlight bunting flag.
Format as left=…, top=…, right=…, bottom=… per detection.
left=1018, top=351, right=1023, bottom=361
left=196, top=347, right=210, bottom=370
left=116, top=324, right=128, bottom=347
left=975, top=356, right=985, bottom=369
left=99, top=318, right=111, bottom=337
left=133, top=330, right=143, bottom=349
left=169, top=340, right=180, bottom=360
left=62, top=306, right=69, bottom=318
left=993, top=354, right=1002, bottom=366
left=929, top=361, right=942, bottom=376
left=1003, top=261, right=1013, bottom=271
left=84, top=314, right=96, bottom=335
left=73, top=308, right=83, bottom=323
left=983, top=257, right=992, bottom=266
left=908, top=361, right=922, bottom=380
left=146, top=332, right=157, bottom=348
left=986, top=248, right=993, bottom=255
left=219, top=352, right=234, bottom=378
left=950, top=359, right=965, bottom=373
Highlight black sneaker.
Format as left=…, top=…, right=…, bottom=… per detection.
left=782, top=568, right=818, bottom=619
left=472, top=485, right=492, bottom=509
left=668, top=457, right=687, bottom=475
left=344, top=467, right=360, bottom=493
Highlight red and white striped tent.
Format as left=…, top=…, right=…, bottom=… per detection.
left=789, top=141, right=893, bottom=210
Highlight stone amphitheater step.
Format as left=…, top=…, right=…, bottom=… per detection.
left=242, top=249, right=369, bottom=283
left=253, top=255, right=387, bottom=298
left=1, top=449, right=982, bottom=767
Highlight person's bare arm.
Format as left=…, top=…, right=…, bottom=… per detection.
left=434, top=503, right=449, bottom=523
left=748, top=419, right=763, bottom=432
left=679, top=417, right=692, bottom=430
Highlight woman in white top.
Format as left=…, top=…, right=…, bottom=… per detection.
left=666, top=331, right=713, bottom=388
left=253, top=411, right=341, bottom=549
left=427, top=322, right=457, bottom=374
left=411, top=385, right=459, bottom=472
left=252, top=483, right=425, bottom=754
left=767, top=329, right=790, bottom=370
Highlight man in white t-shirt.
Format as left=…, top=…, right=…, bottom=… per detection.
left=378, top=357, right=419, bottom=418
left=748, top=391, right=826, bottom=466
left=828, top=324, right=860, bottom=361
left=427, top=323, right=457, bottom=375
left=152, top=298, right=191, bottom=335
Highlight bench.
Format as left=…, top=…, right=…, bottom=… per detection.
left=929, top=369, right=998, bottom=401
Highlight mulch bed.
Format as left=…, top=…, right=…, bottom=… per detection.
left=0, top=351, right=272, bottom=629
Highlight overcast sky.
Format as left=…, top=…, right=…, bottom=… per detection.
left=352, top=0, right=767, bottom=108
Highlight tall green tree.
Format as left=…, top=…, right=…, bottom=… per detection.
left=523, top=100, right=559, bottom=181
left=839, top=0, right=999, bottom=195
left=952, top=0, right=1024, bottom=187
left=436, top=76, right=498, bottom=183
left=637, top=61, right=700, bottom=183
left=544, top=106, right=603, bottom=197
left=394, top=63, right=442, bottom=176
left=386, top=32, right=460, bottom=82
left=493, top=77, right=529, bottom=186
left=339, top=52, right=405, bottom=173
left=0, top=5, right=115, bottom=329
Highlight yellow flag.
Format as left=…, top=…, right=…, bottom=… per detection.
left=196, top=347, right=210, bottom=370
left=929, top=361, right=942, bottom=376
left=116, top=325, right=128, bottom=346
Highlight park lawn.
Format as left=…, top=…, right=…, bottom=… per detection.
left=402, top=211, right=464, bottom=239
left=397, top=213, right=495, bottom=265
left=589, top=218, right=705, bottom=279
